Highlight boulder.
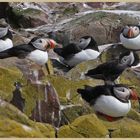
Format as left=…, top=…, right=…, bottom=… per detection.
left=58, top=114, right=108, bottom=138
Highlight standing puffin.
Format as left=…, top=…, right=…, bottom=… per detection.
left=0, top=26, right=13, bottom=52
left=120, top=25, right=140, bottom=50
left=53, top=36, right=100, bottom=68
left=77, top=84, right=138, bottom=121
left=0, top=37, right=58, bottom=66
left=86, top=51, right=139, bottom=84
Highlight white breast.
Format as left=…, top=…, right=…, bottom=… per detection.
left=65, top=49, right=100, bottom=67
left=0, top=38, right=13, bottom=52
left=27, top=50, right=48, bottom=65
left=120, top=33, right=140, bottom=50
left=93, top=95, right=131, bottom=117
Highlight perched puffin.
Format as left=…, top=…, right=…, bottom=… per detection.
left=10, top=82, right=25, bottom=112
left=0, top=37, right=58, bottom=66
left=86, top=51, right=139, bottom=84
left=120, top=25, right=140, bottom=50
left=0, top=26, right=13, bottom=52
left=53, top=36, right=100, bottom=68
left=77, top=84, right=138, bottom=121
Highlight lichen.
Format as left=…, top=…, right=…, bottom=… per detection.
left=58, top=114, right=108, bottom=138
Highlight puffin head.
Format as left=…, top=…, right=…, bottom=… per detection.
left=0, top=26, right=9, bottom=38
left=78, top=36, right=98, bottom=51
left=122, top=25, right=140, bottom=38
left=113, top=85, right=138, bottom=102
left=119, top=51, right=139, bottom=67
left=29, top=37, right=60, bottom=51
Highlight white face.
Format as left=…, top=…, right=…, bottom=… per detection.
left=113, top=86, right=131, bottom=101
left=0, top=27, right=8, bottom=38
left=120, top=52, right=134, bottom=66
left=31, top=38, right=53, bottom=51
left=78, top=37, right=91, bottom=49
left=123, top=26, right=140, bottom=38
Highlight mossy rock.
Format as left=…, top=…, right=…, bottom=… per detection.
left=10, top=7, right=48, bottom=28
left=61, top=104, right=94, bottom=124
left=0, top=99, right=55, bottom=137
left=45, top=74, right=103, bottom=105
left=0, top=66, right=47, bottom=117
left=102, top=117, right=140, bottom=138
left=0, top=117, right=43, bottom=138
left=100, top=44, right=129, bottom=63
left=58, top=114, right=108, bottom=138
left=127, top=109, right=140, bottom=122
left=66, top=59, right=103, bottom=81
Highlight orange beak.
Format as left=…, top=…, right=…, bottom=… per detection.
left=49, top=39, right=56, bottom=49
left=128, top=28, right=134, bottom=38
left=130, top=89, right=138, bottom=100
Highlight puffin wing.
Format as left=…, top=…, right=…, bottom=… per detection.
left=86, top=60, right=119, bottom=79
left=77, top=85, right=112, bottom=104
left=54, top=43, right=81, bottom=59
left=0, top=44, right=35, bottom=59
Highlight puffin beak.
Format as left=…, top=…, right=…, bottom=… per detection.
left=46, top=39, right=61, bottom=51
left=130, top=89, right=138, bottom=100
left=128, top=28, right=134, bottom=38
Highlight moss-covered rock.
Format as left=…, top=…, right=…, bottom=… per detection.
left=8, top=7, right=48, bottom=28
left=45, top=74, right=103, bottom=105
left=0, top=99, right=55, bottom=137
left=58, top=114, right=108, bottom=138
left=102, top=117, right=140, bottom=138
left=61, top=104, right=94, bottom=124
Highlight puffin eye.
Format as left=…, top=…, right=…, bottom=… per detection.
left=39, top=40, right=42, bottom=43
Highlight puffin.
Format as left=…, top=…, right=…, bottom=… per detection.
left=0, top=37, right=58, bottom=66
left=77, top=84, right=138, bottom=121
left=120, top=25, right=140, bottom=50
left=85, top=51, right=139, bottom=84
left=10, top=82, right=25, bottom=112
left=0, top=26, right=13, bottom=52
left=53, top=36, right=100, bottom=68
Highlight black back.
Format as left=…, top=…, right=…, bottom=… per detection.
left=54, top=43, right=81, bottom=59
left=77, top=84, right=129, bottom=105
left=0, top=44, right=35, bottom=59
left=86, top=60, right=126, bottom=81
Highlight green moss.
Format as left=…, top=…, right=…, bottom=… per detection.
left=0, top=100, right=55, bottom=137
left=58, top=114, right=108, bottom=138
left=0, top=66, right=47, bottom=117
left=102, top=118, right=140, bottom=138
left=0, top=66, right=22, bottom=101
left=0, top=117, right=44, bottom=137
left=58, top=125, right=83, bottom=138
left=127, top=109, right=140, bottom=122
left=45, top=74, right=100, bottom=104
left=35, top=122, right=55, bottom=138
left=62, top=105, right=94, bottom=123
left=12, top=8, right=42, bottom=17
left=63, top=6, right=78, bottom=15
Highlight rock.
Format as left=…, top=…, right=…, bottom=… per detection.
left=25, top=11, right=139, bottom=46
left=8, top=7, right=48, bottom=28
left=0, top=99, right=55, bottom=137
left=12, top=34, right=30, bottom=46
left=0, top=3, right=10, bottom=19
left=30, top=82, right=61, bottom=128
left=60, top=104, right=94, bottom=125
left=102, top=117, right=140, bottom=138
left=58, top=114, right=108, bottom=138
left=100, top=43, right=130, bottom=62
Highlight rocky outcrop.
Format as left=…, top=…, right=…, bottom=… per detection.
left=58, top=114, right=108, bottom=138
